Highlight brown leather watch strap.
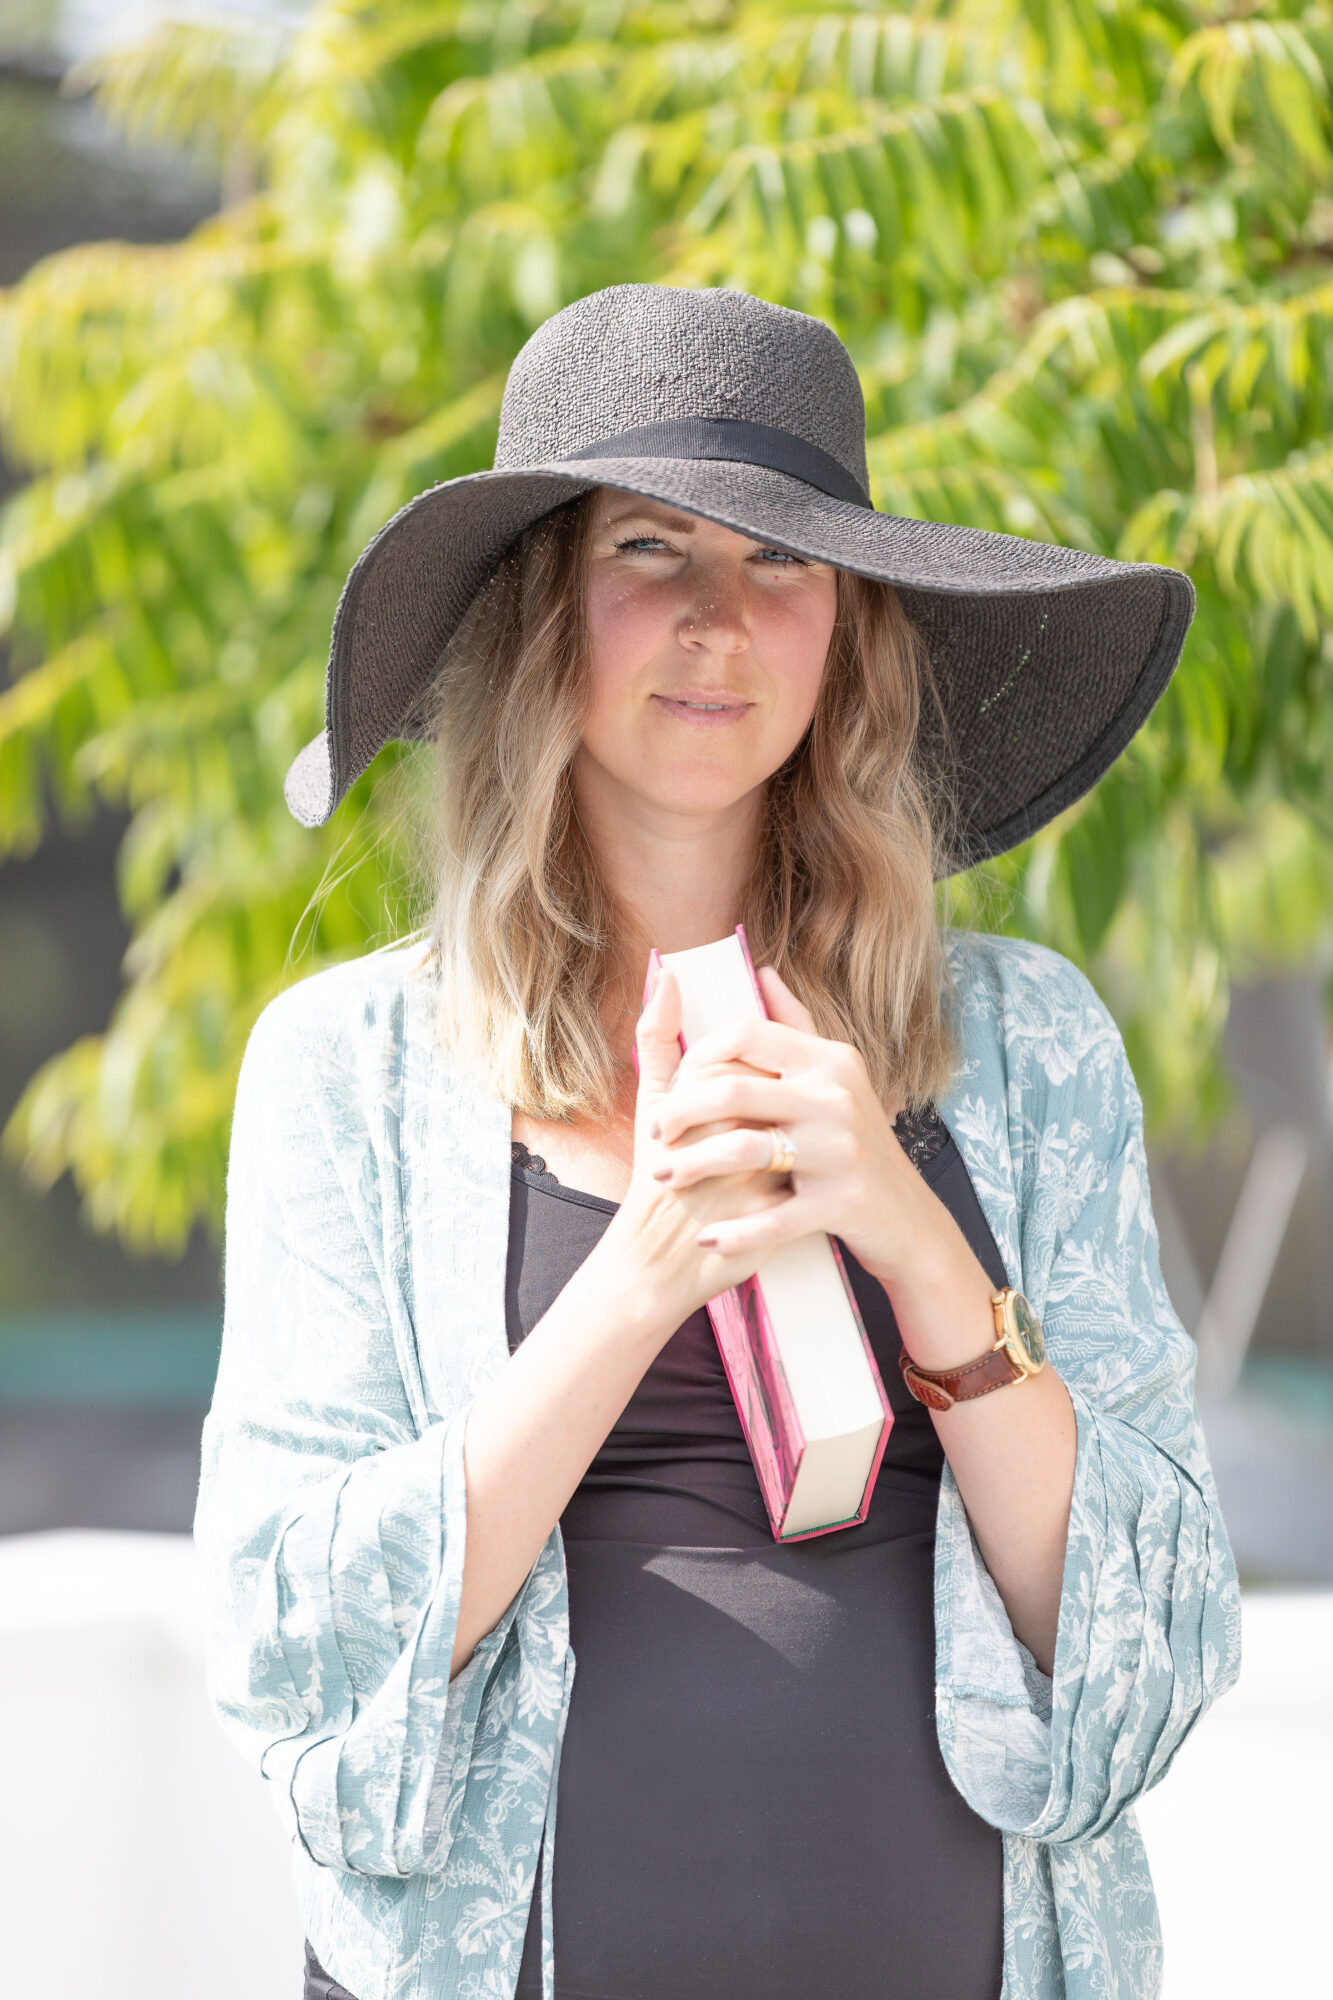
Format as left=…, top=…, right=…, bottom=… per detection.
left=898, top=1346, right=1021, bottom=1412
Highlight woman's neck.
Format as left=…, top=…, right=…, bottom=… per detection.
left=574, top=755, right=764, bottom=1062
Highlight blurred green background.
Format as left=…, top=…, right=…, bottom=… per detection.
left=0, top=0, right=1330, bottom=1570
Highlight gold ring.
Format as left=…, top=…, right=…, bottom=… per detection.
left=766, top=1126, right=797, bottom=1174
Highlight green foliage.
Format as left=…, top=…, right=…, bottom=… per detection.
left=2, top=0, right=1332, bottom=1252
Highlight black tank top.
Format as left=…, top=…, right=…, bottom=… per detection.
left=509, top=1110, right=1005, bottom=2000
left=304, top=1111, right=1007, bottom=2000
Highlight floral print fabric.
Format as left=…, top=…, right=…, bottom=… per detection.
left=193, top=931, right=1241, bottom=2000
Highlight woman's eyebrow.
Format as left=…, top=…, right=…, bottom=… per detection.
left=601, top=505, right=698, bottom=533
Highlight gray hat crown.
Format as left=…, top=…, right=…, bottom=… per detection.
left=494, top=283, right=870, bottom=495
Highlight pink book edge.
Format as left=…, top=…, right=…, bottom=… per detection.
left=732, top=920, right=766, bottom=1013
left=705, top=1286, right=802, bottom=1525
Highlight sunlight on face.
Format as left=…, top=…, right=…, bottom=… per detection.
left=575, top=488, right=839, bottom=823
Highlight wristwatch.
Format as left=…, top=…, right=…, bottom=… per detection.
left=899, top=1287, right=1046, bottom=1411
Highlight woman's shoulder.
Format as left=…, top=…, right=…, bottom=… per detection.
left=239, top=937, right=437, bottom=1086
left=942, top=929, right=1133, bottom=1119
left=944, top=927, right=1105, bottom=1020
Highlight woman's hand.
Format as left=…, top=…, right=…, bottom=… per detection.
left=648, top=964, right=944, bottom=1294
left=453, top=959, right=798, bottom=1679
left=594, top=962, right=795, bottom=1328
left=651, top=965, right=1077, bottom=1677
left=610, top=958, right=1077, bottom=1678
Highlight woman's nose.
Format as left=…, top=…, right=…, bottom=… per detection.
left=678, top=574, right=748, bottom=651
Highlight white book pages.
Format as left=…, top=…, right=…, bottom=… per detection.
left=784, top=1421, right=886, bottom=1538
left=753, top=1234, right=886, bottom=1439
left=661, top=933, right=768, bottom=1045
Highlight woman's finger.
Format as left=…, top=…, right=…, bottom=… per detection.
left=651, top=1125, right=791, bottom=1188
left=695, top=1187, right=809, bottom=1255
left=633, top=965, right=683, bottom=1117
left=674, top=1013, right=813, bottom=1081
left=653, top=1072, right=801, bottom=1144
left=754, top=964, right=820, bottom=1034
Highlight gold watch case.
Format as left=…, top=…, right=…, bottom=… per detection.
left=991, top=1286, right=1047, bottom=1377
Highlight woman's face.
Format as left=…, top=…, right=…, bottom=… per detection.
left=576, top=488, right=839, bottom=820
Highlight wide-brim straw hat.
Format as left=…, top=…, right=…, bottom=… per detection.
left=284, top=283, right=1193, bottom=871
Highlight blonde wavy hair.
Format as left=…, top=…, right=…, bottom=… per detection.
left=425, top=490, right=958, bottom=1120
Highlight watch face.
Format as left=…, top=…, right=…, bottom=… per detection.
left=1011, top=1292, right=1046, bottom=1369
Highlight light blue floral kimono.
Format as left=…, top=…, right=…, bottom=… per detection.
left=194, top=930, right=1241, bottom=2000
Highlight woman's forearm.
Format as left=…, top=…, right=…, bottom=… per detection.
left=934, top=1360, right=1076, bottom=1678
left=878, top=1216, right=1077, bottom=1678
left=451, top=1243, right=674, bottom=1679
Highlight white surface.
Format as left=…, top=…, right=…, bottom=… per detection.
left=1137, top=1588, right=1333, bottom=2000
left=0, top=1531, right=303, bottom=2000
left=0, top=1532, right=1326, bottom=1999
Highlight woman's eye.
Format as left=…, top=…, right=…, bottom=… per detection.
left=613, top=535, right=672, bottom=554
left=755, top=547, right=807, bottom=566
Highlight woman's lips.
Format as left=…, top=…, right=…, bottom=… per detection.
left=651, top=696, right=754, bottom=727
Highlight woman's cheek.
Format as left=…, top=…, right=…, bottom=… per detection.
left=769, top=622, right=832, bottom=733
left=586, top=586, right=667, bottom=696
left=760, top=584, right=835, bottom=695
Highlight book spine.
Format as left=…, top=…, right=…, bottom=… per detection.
left=705, top=1275, right=805, bottom=1537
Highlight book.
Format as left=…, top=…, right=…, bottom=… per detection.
left=635, top=925, right=893, bottom=1542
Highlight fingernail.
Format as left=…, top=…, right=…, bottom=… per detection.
left=697, top=1234, right=718, bottom=1249
left=651, top=1166, right=671, bottom=1181
left=649, top=1120, right=660, bottom=1139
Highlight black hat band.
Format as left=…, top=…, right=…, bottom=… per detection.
left=565, top=417, right=872, bottom=508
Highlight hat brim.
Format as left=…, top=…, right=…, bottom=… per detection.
left=285, top=456, right=1193, bottom=873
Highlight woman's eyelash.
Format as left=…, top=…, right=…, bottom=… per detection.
left=610, top=535, right=809, bottom=565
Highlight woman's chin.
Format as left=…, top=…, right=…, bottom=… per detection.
left=631, top=764, right=774, bottom=815
left=580, top=730, right=800, bottom=816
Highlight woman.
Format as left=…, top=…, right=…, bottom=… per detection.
left=195, top=284, right=1241, bottom=2000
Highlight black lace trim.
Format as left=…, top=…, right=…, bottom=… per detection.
left=892, top=1101, right=952, bottom=1172
left=512, top=1109, right=949, bottom=1191
left=511, top=1139, right=564, bottom=1191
